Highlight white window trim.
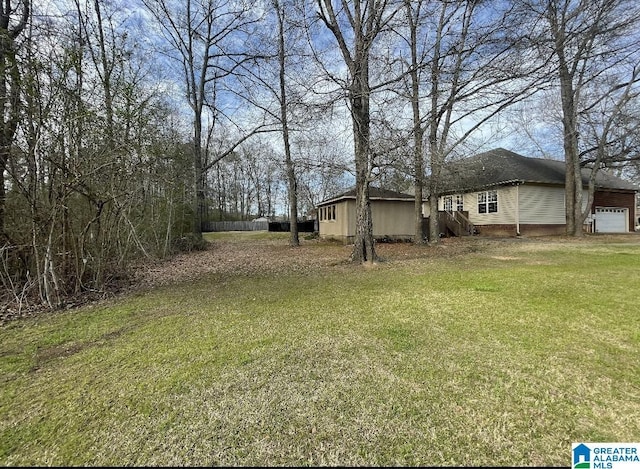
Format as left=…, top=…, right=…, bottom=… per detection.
left=478, top=190, right=498, bottom=214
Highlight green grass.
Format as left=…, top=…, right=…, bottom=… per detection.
left=1, top=239, right=640, bottom=466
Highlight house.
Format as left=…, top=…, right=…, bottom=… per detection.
left=316, top=148, right=638, bottom=242
left=430, top=148, right=638, bottom=236
left=317, top=187, right=416, bottom=243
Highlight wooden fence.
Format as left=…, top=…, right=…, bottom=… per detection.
left=203, top=220, right=268, bottom=232
left=203, top=219, right=317, bottom=233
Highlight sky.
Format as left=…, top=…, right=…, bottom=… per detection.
left=35, top=0, right=639, bottom=185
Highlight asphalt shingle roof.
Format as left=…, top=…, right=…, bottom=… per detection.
left=319, top=186, right=414, bottom=205
left=319, top=148, right=638, bottom=206
left=437, top=148, right=638, bottom=193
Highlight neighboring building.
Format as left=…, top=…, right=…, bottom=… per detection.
left=431, top=148, right=638, bottom=236
left=316, top=148, right=639, bottom=242
left=316, top=187, right=416, bottom=243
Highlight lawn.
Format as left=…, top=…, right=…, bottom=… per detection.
left=1, top=234, right=639, bottom=466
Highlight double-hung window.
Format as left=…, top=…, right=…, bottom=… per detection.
left=444, top=195, right=464, bottom=212
left=455, top=195, right=464, bottom=212
left=478, top=190, right=498, bottom=213
left=444, top=196, right=453, bottom=212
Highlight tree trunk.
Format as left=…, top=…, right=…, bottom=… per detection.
left=0, top=158, right=5, bottom=241
left=194, top=145, right=205, bottom=238
left=316, top=0, right=396, bottom=264
left=352, top=178, right=375, bottom=263
left=406, top=0, right=425, bottom=245
left=558, top=59, right=582, bottom=237
left=350, top=71, right=376, bottom=263
left=274, top=0, right=299, bottom=247
left=428, top=132, right=442, bottom=244
left=0, top=0, right=28, bottom=241
left=428, top=187, right=439, bottom=243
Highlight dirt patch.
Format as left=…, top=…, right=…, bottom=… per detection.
left=130, top=236, right=514, bottom=288
left=29, top=326, right=136, bottom=373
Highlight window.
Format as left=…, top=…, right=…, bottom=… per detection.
left=455, top=195, right=464, bottom=212
left=444, top=195, right=464, bottom=212
left=320, top=204, right=337, bottom=221
left=444, top=196, right=453, bottom=212
left=478, top=190, right=498, bottom=213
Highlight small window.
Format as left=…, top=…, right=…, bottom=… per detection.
left=478, top=190, right=498, bottom=213
left=321, top=204, right=336, bottom=221
left=488, top=190, right=497, bottom=213
left=444, top=196, right=453, bottom=212
left=455, top=195, right=464, bottom=212
left=478, top=192, right=487, bottom=213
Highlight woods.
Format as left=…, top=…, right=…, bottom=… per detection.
left=2, top=0, right=640, bottom=310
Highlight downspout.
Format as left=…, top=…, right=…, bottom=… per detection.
left=635, top=191, right=638, bottom=232
left=515, top=183, right=520, bottom=236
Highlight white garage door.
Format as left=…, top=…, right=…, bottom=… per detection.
left=595, top=207, right=628, bottom=233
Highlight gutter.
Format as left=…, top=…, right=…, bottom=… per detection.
left=318, top=195, right=415, bottom=206
left=439, top=179, right=525, bottom=196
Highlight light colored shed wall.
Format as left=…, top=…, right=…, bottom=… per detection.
left=318, top=200, right=352, bottom=238
left=345, top=200, right=355, bottom=237
left=371, top=200, right=415, bottom=237
left=319, top=199, right=414, bottom=239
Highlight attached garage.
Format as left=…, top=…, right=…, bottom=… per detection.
left=594, top=207, right=628, bottom=233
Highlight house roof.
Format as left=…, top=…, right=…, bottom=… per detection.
left=437, top=148, right=639, bottom=194
left=318, top=186, right=414, bottom=206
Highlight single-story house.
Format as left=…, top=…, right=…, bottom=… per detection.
left=316, top=148, right=638, bottom=241
left=430, top=148, right=639, bottom=236
left=317, top=187, right=416, bottom=243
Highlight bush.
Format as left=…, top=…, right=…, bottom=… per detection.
left=172, top=233, right=209, bottom=253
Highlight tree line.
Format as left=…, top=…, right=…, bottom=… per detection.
left=2, top=0, right=640, bottom=311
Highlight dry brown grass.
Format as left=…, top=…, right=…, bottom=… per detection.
left=132, top=232, right=640, bottom=289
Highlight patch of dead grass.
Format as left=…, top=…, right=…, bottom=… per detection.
left=131, top=233, right=640, bottom=290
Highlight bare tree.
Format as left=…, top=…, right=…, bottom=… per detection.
left=316, top=0, right=401, bottom=263
left=399, top=0, right=542, bottom=243
left=403, top=0, right=426, bottom=244
left=273, top=0, right=299, bottom=246
left=0, top=0, right=197, bottom=311
left=531, top=0, right=640, bottom=235
left=141, top=0, right=269, bottom=241
left=0, top=0, right=29, bottom=241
